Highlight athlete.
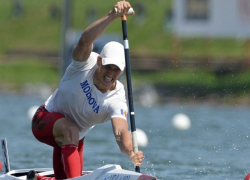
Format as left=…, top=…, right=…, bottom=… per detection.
left=29, top=1, right=144, bottom=180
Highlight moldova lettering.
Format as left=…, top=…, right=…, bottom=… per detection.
left=80, top=80, right=100, bottom=113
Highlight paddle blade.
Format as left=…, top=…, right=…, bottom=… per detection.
left=135, top=166, right=140, bottom=173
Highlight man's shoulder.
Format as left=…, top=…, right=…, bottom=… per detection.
left=109, top=81, right=127, bottom=102
left=115, top=81, right=126, bottom=94
left=71, top=52, right=99, bottom=68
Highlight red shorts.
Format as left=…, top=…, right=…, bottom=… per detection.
left=32, top=104, right=65, bottom=147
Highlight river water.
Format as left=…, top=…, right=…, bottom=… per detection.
left=0, top=93, right=250, bottom=180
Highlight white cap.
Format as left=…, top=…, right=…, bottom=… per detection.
left=100, top=41, right=125, bottom=71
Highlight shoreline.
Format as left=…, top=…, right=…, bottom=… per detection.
left=1, top=83, right=250, bottom=108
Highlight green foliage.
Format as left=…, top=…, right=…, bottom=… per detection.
left=0, top=0, right=249, bottom=99
left=131, top=69, right=250, bottom=97
left=0, top=0, right=172, bottom=56
left=0, top=0, right=246, bottom=57
left=0, top=0, right=61, bottom=53
left=0, top=59, right=59, bottom=90
left=132, top=69, right=214, bottom=85
left=1, top=59, right=250, bottom=99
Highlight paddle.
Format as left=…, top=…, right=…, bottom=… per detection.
left=115, top=7, right=140, bottom=173
left=1, top=138, right=10, bottom=173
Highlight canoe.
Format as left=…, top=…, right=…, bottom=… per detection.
left=0, top=164, right=156, bottom=180
left=1, top=139, right=157, bottom=180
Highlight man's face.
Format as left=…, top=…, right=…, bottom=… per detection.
left=95, top=57, right=122, bottom=92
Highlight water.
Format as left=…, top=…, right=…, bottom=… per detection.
left=1, top=93, right=250, bottom=180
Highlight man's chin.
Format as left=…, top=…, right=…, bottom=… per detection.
left=103, top=79, right=113, bottom=86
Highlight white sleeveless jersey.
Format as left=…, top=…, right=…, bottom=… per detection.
left=45, top=52, right=128, bottom=139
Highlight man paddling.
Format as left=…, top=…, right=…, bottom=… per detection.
left=29, top=1, right=144, bottom=180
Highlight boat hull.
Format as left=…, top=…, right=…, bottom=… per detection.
left=0, top=164, right=157, bottom=180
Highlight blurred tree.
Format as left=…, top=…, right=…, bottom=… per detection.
left=164, top=9, right=173, bottom=32
left=135, top=2, right=146, bottom=26
left=11, top=0, right=23, bottom=19
left=49, top=4, right=61, bottom=20
left=87, top=8, right=97, bottom=24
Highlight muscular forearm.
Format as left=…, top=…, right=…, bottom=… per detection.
left=112, top=117, right=144, bottom=166
left=79, top=11, right=117, bottom=46
left=72, top=1, right=133, bottom=62
left=116, top=130, right=133, bottom=157
left=116, top=130, right=144, bottom=166
left=72, top=11, right=118, bottom=61
left=81, top=0, right=133, bottom=44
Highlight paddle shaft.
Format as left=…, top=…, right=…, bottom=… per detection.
left=1, top=138, right=10, bottom=173
left=121, top=15, right=140, bottom=173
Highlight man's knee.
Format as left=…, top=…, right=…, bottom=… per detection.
left=63, top=125, right=80, bottom=142
left=53, top=118, right=80, bottom=146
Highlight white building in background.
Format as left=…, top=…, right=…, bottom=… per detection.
left=173, top=0, right=250, bottom=38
